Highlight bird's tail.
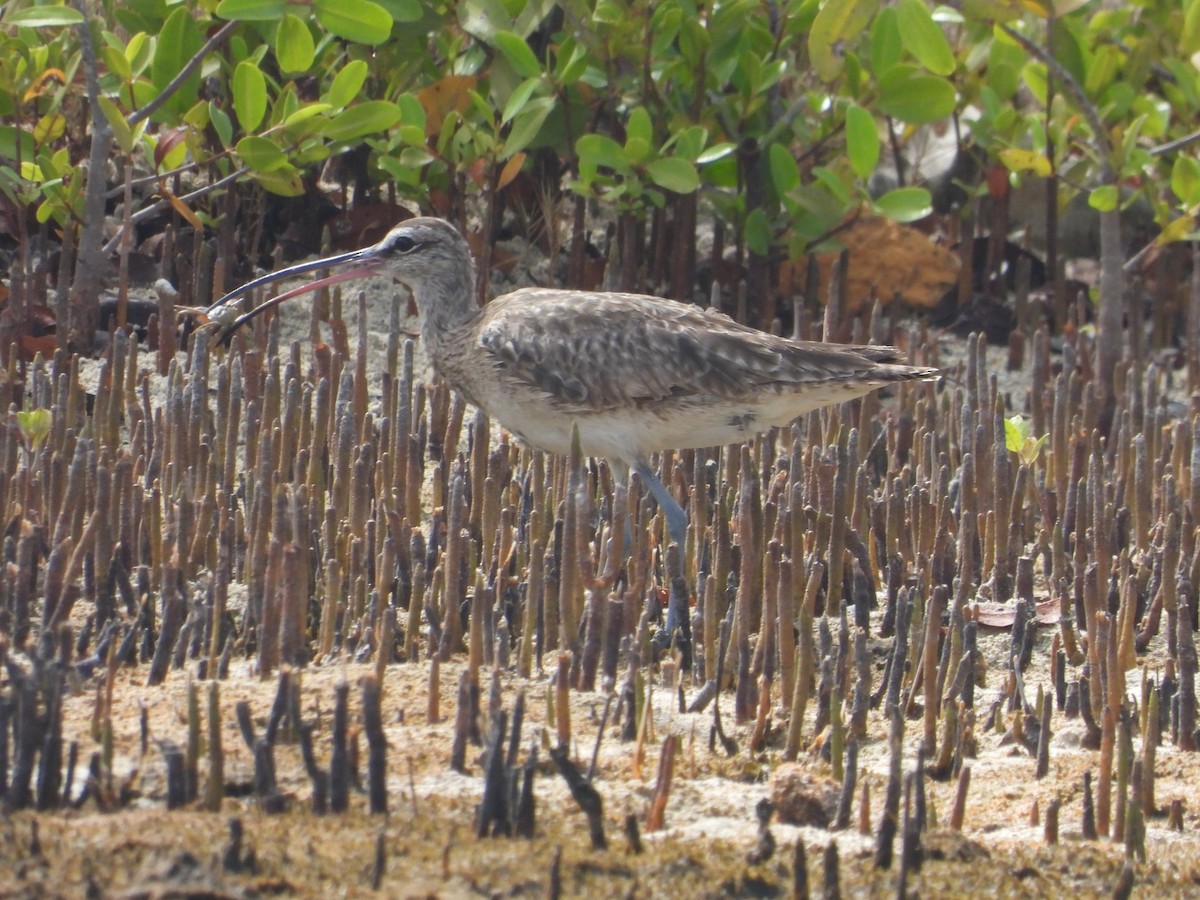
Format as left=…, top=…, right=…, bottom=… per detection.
left=848, top=344, right=909, bottom=364
left=850, top=345, right=940, bottom=383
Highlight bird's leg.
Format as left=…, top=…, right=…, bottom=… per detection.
left=634, top=457, right=694, bottom=669
left=632, top=458, right=688, bottom=549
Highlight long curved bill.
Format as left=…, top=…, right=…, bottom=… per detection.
left=205, top=243, right=387, bottom=342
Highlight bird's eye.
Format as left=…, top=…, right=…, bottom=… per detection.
left=392, top=235, right=416, bottom=253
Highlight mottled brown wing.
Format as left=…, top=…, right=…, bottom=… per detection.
left=477, top=288, right=907, bottom=413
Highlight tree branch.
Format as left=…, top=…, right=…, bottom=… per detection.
left=127, top=20, right=238, bottom=127
left=999, top=23, right=1114, bottom=180
left=68, top=0, right=113, bottom=350
left=1150, top=126, right=1200, bottom=158
left=101, top=166, right=248, bottom=256
left=1000, top=21, right=1123, bottom=433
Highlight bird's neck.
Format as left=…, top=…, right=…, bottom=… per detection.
left=415, top=266, right=482, bottom=379
left=414, top=266, right=478, bottom=334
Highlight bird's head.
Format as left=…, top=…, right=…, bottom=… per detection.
left=203, top=217, right=476, bottom=342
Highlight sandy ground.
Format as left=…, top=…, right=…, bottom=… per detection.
left=4, top=644, right=1198, bottom=898
left=24, top=249, right=1200, bottom=898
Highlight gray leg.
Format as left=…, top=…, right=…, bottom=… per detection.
left=634, top=458, right=693, bottom=668
left=633, top=457, right=688, bottom=547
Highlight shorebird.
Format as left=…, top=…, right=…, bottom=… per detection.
left=207, top=217, right=938, bottom=545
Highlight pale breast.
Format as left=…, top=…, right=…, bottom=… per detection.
left=462, top=375, right=894, bottom=460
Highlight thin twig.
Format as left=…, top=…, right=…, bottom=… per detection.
left=104, top=158, right=209, bottom=199
left=998, top=24, right=1113, bottom=178
left=127, top=21, right=238, bottom=127
left=1149, top=126, right=1200, bottom=157
left=102, top=167, right=247, bottom=256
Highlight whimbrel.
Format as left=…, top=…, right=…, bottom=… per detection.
left=208, top=217, right=939, bottom=544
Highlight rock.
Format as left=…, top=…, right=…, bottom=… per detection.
left=768, top=763, right=840, bottom=827
left=792, top=215, right=960, bottom=314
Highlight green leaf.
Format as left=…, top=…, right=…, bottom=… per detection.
left=961, top=0, right=1023, bottom=21
left=493, top=30, right=541, bottom=79
left=1172, top=156, right=1200, bottom=208
left=769, top=142, right=800, bottom=194
left=377, top=155, right=423, bottom=187
left=1087, top=184, right=1118, bottom=212
left=624, top=137, right=651, bottom=165
left=97, top=97, right=137, bottom=153
left=252, top=163, right=305, bottom=196
left=697, top=142, right=736, bottom=165
left=217, top=0, right=286, bottom=20
left=812, top=166, right=851, bottom=204
left=282, top=103, right=333, bottom=128
left=895, top=0, right=955, bottom=76
left=1185, top=0, right=1200, bottom=55
left=624, top=108, right=653, bottom=165
left=276, top=14, right=315, bottom=73
left=576, top=134, right=628, bottom=172
left=744, top=207, right=772, bottom=255
left=810, top=0, right=881, bottom=81
left=874, top=186, right=932, bottom=222
left=1049, top=18, right=1087, bottom=87
left=459, top=0, right=558, bottom=41
left=16, top=409, right=52, bottom=450
left=1084, top=43, right=1121, bottom=97
left=326, top=60, right=369, bottom=110
left=555, top=38, right=589, bottom=83
left=314, top=0, right=393, bottom=44
left=395, top=93, right=426, bottom=131
left=501, top=77, right=542, bottom=125
left=126, top=33, right=154, bottom=76
left=151, top=8, right=203, bottom=120
left=1157, top=214, right=1197, bottom=245
left=504, top=96, right=554, bottom=157
left=237, top=136, right=288, bottom=172
left=646, top=157, right=699, bottom=194
left=1004, top=415, right=1029, bottom=452
left=844, top=104, right=879, bottom=180
left=670, top=125, right=709, bottom=162
left=1130, top=97, right=1170, bottom=141
left=209, top=102, right=234, bottom=148
left=45, top=148, right=72, bottom=179
left=375, top=0, right=424, bottom=22
left=876, top=65, right=956, bottom=123
left=103, top=46, right=133, bottom=82
left=33, top=114, right=66, bottom=146
left=323, top=100, right=402, bottom=141
left=626, top=107, right=653, bottom=147
left=869, top=7, right=903, bottom=76
left=592, top=0, right=624, bottom=26
left=232, top=61, right=268, bottom=132
left=998, top=147, right=1051, bottom=177
left=5, top=6, right=84, bottom=26
left=1021, top=61, right=1048, bottom=105
left=987, top=32, right=1023, bottom=100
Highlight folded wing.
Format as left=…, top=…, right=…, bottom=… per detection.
left=478, top=288, right=912, bottom=413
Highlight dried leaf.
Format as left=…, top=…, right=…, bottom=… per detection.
left=417, top=75, right=477, bottom=136
left=161, top=186, right=205, bottom=231
left=154, top=127, right=189, bottom=170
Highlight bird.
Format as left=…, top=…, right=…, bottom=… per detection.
left=206, top=216, right=939, bottom=546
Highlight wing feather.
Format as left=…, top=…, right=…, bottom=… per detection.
left=477, top=288, right=915, bottom=414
